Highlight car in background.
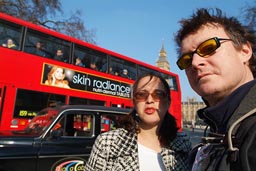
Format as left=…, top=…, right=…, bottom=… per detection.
left=0, top=105, right=130, bottom=171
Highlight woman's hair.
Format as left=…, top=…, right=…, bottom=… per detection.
left=175, top=8, right=256, bottom=77
left=47, top=66, right=67, bottom=84
left=118, top=72, right=178, bottom=146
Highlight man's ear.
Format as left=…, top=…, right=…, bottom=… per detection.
left=240, top=41, right=253, bottom=63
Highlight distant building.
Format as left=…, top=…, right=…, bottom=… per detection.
left=156, top=41, right=170, bottom=71
left=182, top=97, right=206, bottom=126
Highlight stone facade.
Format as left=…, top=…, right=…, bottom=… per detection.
left=182, top=97, right=206, bottom=126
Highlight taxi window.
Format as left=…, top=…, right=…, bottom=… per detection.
left=74, top=114, right=93, bottom=137
left=53, top=113, right=94, bottom=137
left=101, top=114, right=125, bottom=133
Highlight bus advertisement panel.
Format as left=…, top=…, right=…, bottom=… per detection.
left=41, top=63, right=131, bottom=99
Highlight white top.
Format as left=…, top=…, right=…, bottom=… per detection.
left=138, top=143, right=166, bottom=171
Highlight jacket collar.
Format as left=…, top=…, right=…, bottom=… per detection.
left=198, top=79, right=256, bottom=133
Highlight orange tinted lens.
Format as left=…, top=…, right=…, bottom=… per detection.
left=197, top=39, right=218, bottom=56
left=177, top=54, right=193, bottom=69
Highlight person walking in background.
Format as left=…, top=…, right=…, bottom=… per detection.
left=191, top=120, right=195, bottom=133
left=45, top=66, right=70, bottom=89
left=175, top=8, right=256, bottom=170
left=85, top=72, right=191, bottom=171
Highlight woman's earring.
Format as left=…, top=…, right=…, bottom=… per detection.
left=134, top=113, right=140, bottom=122
left=134, top=113, right=140, bottom=130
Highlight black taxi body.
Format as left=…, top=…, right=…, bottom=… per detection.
left=0, top=105, right=130, bottom=171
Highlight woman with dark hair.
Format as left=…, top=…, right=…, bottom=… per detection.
left=85, top=72, right=191, bottom=171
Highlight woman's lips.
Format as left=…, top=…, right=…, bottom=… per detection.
left=144, top=108, right=156, bottom=114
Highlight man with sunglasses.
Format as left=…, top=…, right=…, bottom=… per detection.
left=175, top=8, right=256, bottom=171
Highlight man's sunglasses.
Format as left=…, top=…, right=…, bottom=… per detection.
left=134, top=89, right=167, bottom=102
left=176, top=37, right=233, bottom=70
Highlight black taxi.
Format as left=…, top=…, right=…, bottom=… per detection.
left=0, top=105, right=130, bottom=171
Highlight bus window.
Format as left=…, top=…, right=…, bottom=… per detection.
left=49, top=36, right=71, bottom=63
left=69, top=96, right=106, bottom=106
left=13, top=89, right=66, bottom=120
left=47, top=94, right=66, bottom=107
left=160, top=73, right=178, bottom=91
left=24, top=29, right=52, bottom=58
left=74, top=45, right=107, bottom=72
left=109, top=56, right=136, bottom=80
left=123, top=62, right=136, bottom=80
left=107, top=56, right=121, bottom=76
left=73, top=45, right=90, bottom=68
left=138, top=65, right=158, bottom=77
left=0, top=19, right=22, bottom=50
left=73, top=45, right=86, bottom=68
left=171, top=77, right=178, bottom=91
left=167, top=75, right=178, bottom=91
left=88, top=50, right=107, bottom=72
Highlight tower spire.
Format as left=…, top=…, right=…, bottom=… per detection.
left=156, top=39, right=170, bottom=71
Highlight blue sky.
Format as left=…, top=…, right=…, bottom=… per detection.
left=61, top=0, right=252, bottom=101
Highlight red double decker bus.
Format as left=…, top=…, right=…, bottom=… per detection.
left=0, top=12, right=182, bottom=131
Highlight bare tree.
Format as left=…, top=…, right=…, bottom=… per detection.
left=241, top=1, right=256, bottom=53
left=0, top=0, right=96, bottom=44
left=241, top=1, right=256, bottom=31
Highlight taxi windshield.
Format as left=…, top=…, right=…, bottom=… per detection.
left=24, top=108, right=59, bottom=134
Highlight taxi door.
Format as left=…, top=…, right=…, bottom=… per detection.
left=36, top=110, right=101, bottom=171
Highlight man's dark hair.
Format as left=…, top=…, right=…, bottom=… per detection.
left=175, top=8, right=256, bottom=77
